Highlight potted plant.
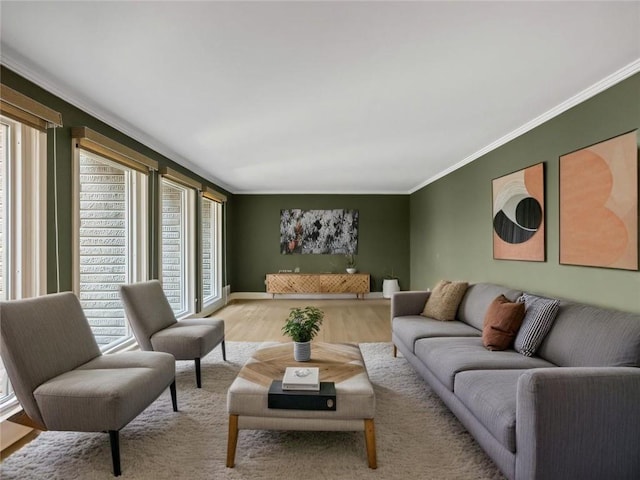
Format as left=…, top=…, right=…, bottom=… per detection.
left=382, top=270, right=400, bottom=299
left=345, top=254, right=357, bottom=274
left=282, top=306, right=324, bottom=361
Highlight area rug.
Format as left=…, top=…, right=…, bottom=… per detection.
left=1, top=342, right=506, bottom=479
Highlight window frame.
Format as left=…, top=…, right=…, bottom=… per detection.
left=201, top=196, right=223, bottom=309
left=0, top=115, right=48, bottom=411
left=72, top=146, right=149, bottom=352
left=160, top=177, right=196, bottom=318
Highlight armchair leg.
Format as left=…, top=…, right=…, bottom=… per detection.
left=170, top=380, right=178, bottom=412
left=222, top=340, right=227, bottom=361
left=109, top=430, right=121, bottom=476
left=195, top=357, right=202, bottom=388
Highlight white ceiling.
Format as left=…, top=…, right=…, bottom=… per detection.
left=1, top=1, right=639, bottom=194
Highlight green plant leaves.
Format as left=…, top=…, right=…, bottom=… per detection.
left=282, top=306, right=324, bottom=342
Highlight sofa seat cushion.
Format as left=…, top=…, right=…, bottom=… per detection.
left=414, top=337, right=555, bottom=391
left=455, top=369, right=529, bottom=453
left=392, top=316, right=480, bottom=353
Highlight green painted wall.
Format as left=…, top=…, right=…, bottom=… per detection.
left=410, top=73, right=640, bottom=313
left=229, top=195, right=410, bottom=293
left=1, top=66, right=232, bottom=299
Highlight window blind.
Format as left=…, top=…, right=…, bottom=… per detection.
left=72, top=126, right=158, bottom=174
left=0, top=84, right=63, bottom=131
left=160, top=166, right=200, bottom=190
left=202, top=185, right=227, bottom=203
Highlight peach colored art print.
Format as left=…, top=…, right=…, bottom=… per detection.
left=492, top=163, right=545, bottom=261
left=560, top=130, right=638, bottom=270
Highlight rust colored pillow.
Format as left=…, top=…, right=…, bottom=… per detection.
left=482, top=295, right=525, bottom=351
left=421, top=280, right=469, bottom=321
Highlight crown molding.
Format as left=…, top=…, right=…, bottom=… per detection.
left=0, top=47, right=234, bottom=194
left=409, top=57, right=640, bottom=194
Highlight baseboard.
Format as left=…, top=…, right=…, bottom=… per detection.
left=229, top=291, right=384, bottom=301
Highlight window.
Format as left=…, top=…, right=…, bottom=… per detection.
left=161, top=177, right=196, bottom=317
left=0, top=115, right=47, bottom=404
left=74, top=150, right=149, bottom=349
left=201, top=197, right=222, bottom=307
left=72, top=127, right=155, bottom=351
left=0, top=123, right=6, bottom=302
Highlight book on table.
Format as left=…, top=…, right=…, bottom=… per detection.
left=268, top=381, right=336, bottom=411
left=282, top=367, right=320, bottom=391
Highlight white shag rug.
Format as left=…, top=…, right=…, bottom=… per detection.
left=1, top=342, right=506, bottom=480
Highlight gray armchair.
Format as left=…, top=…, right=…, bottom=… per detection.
left=0, top=292, right=177, bottom=476
left=120, top=280, right=226, bottom=388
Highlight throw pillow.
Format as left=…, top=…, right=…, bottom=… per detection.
left=421, top=280, right=469, bottom=321
left=514, top=293, right=560, bottom=356
left=482, top=295, right=526, bottom=351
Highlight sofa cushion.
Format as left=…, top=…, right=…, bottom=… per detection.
left=537, top=301, right=640, bottom=367
left=455, top=369, right=528, bottom=453
left=482, top=295, right=525, bottom=351
left=421, top=280, right=468, bottom=321
left=414, top=337, right=555, bottom=391
left=514, top=293, right=560, bottom=357
left=392, top=316, right=480, bottom=353
left=457, top=283, right=523, bottom=331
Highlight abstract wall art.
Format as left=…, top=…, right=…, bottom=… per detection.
left=492, top=163, right=545, bottom=261
left=280, top=209, right=359, bottom=254
left=560, top=130, right=638, bottom=270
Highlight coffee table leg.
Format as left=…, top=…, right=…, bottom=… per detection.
left=364, top=418, right=377, bottom=469
left=226, top=414, right=239, bottom=467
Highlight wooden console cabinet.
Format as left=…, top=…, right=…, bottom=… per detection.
left=266, top=273, right=370, bottom=299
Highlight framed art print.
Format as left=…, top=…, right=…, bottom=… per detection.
left=492, top=162, right=545, bottom=261
left=559, top=130, right=638, bottom=270
left=280, top=209, right=359, bottom=254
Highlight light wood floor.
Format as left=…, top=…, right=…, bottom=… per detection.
left=215, top=298, right=392, bottom=343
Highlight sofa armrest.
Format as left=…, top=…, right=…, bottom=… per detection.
left=516, top=367, right=640, bottom=480
left=390, top=290, right=431, bottom=319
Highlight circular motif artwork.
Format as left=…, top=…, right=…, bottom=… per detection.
left=492, top=163, right=545, bottom=261
left=493, top=183, right=542, bottom=244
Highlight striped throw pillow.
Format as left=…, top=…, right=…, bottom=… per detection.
left=514, top=293, right=560, bottom=356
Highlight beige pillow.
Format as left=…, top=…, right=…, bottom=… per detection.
left=421, top=280, right=469, bottom=321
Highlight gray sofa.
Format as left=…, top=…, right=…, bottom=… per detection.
left=391, top=283, right=640, bottom=480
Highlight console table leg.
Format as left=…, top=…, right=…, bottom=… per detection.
left=226, top=414, right=239, bottom=467
left=364, top=418, right=377, bottom=469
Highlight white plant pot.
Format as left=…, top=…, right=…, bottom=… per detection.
left=293, top=341, right=311, bottom=362
left=383, top=278, right=400, bottom=299
left=346, top=268, right=357, bottom=274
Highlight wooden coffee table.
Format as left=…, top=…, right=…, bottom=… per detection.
left=226, top=342, right=377, bottom=468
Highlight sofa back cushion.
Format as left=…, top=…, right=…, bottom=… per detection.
left=537, top=301, right=640, bottom=367
left=458, top=283, right=523, bottom=331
